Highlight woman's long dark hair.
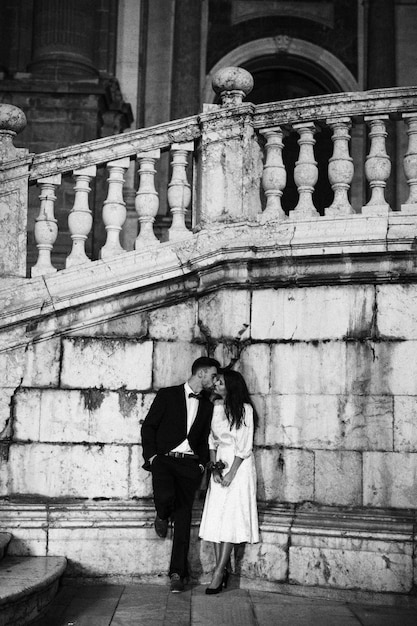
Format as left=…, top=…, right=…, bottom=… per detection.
left=222, top=369, right=259, bottom=430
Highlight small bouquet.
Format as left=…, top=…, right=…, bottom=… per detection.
left=206, top=460, right=226, bottom=475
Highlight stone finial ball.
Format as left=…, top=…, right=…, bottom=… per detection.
left=0, top=104, right=27, bottom=134
left=212, top=66, right=254, bottom=97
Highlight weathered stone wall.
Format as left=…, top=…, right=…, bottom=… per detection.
left=1, top=281, right=416, bottom=591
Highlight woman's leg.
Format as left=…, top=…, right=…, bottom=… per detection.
left=208, top=542, right=234, bottom=589
left=214, top=542, right=220, bottom=564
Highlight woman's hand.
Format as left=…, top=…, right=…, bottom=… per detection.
left=212, top=469, right=223, bottom=484
left=221, top=471, right=235, bottom=487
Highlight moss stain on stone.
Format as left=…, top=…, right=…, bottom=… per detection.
left=118, top=389, right=139, bottom=417
left=81, top=389, right=105, bottom=412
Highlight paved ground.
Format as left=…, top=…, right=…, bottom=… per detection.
left=34, top=579, right=417, bottom=626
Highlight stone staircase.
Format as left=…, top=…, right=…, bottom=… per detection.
left=0, top=533, right=66, bottom=626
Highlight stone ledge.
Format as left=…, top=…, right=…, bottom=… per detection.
left=1, top=216, right=417, bottom=345
left=0, top=556, right=66, bottom=625
left=1, top=501, right=414, bottom=593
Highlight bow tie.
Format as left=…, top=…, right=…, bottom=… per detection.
left=188, top=392, right=202, bottom=399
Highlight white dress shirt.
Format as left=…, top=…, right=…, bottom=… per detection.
left=171, top=382, right=199, bottom=454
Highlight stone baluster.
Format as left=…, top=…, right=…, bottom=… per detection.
left=325, top=117, right=354, bottom=216
left=135, top=150, right=161, bottom=248
left=66, top=166, right=96, bottom=268
left=100, top=158, right=130, bottom=260
left=292, top=122, right=319, bottom=218
left=362, top=115, right=391, bottom=214
left=0, top=103, right=30, bottom=278
left=167, top=142, right=194, bottom=241
left=401, top=113, right=417, bottom=212
left=259, top=127, right=287, bottom=221
left=31, top=175, right=61, bottom=277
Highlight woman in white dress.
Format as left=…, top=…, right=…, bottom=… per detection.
left=199, top=369, right=259, bottom=595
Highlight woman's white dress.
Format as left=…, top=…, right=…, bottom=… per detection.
left=199, top=403, right=259, bottom=544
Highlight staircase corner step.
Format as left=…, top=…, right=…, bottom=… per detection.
left=0, top=555, right=67, bottom=625
left=0, top=533, right=12, bottom=560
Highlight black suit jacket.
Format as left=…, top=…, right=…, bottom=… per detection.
left=141, top=384, right=214, bottom=470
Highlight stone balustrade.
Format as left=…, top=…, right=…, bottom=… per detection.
left=1, top=69, right=417, bottom=278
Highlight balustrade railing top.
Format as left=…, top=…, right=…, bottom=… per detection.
left=1, top=67, right=417, bottom=280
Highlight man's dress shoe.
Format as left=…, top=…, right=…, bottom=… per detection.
left=154, top=515, right=168, bottom=538
left=170, top=573, right=184, bottom=593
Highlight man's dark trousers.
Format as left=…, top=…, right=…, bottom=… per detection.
left=151, top=454, right=202, bottom=578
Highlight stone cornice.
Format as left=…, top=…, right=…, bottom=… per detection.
left=253, top=86, right=417, bottom=127
left=0, top=500, right=415, bottom=539
left=28, top=115, right=201, bottom=180
left=1, top=216, right=417, bottom=345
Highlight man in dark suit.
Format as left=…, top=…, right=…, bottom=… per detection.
left=141, top=356, right=220, bottom=592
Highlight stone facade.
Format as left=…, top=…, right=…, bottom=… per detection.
left=1, top=277, right=416, bottom=592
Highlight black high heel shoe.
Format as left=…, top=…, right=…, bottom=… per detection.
left=205, top=582, right=223, bottom=595
left=205, top=568, right=230, bottom=595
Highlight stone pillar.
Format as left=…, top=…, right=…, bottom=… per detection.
left=29, top=0, right=99, bottom=79
left=196, top=67, right=263, bottom=227
left=366, top=0, right=396, bottom=207
left=0, top=104, right=30, bottom=277
left=170, top=0, right=203, bottom=119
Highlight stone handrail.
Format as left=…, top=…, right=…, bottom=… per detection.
left=1, top=67, right=417, bottom=279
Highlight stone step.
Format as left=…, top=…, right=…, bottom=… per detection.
left=0, top=534, right=11, bottom=561
left=0, top=556, right=67, bottom=626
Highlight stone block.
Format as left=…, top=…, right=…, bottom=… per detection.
left=73, top=311, right=148, bottom=337
left=271, top=342, right=347, bottom=395
left=198, top=290, right=250, bottom=339
left=252, top=285, right=374, bottom=341
left=256, top=447, right=314, bottom=503
left=386, top=341, right=417, bottom=395
left=13, top=389, right=41, bottom=441
left=337, top=395, right=393, bottom=451
left=21, top=337, right=61, bottom=387
left=237, top=344, right=271, bottom=394
left=9, top=443, right=130, bottom=498
left=148, top=301, right=196, bottom=341
left=60, top=337, right=153, bottom=390
left=153, top=342, right=205, bottom=388
left=363, top=452, right=417, bottom=508
left=0, top=346, right=26, bottom=387
left=314, top=450, right=362, bottom=506
left=48, top=526, right=172, bottom=576
left=345, top=341, right=410, bottom=396
left=377, top=284, right=417, bottom=339
left=14, top=388, right=155, bottom=444
left=129, top=445, right=154, bottom=498
left=236, top=534, right=289, bottom=582
left=251, top=394, right=266, bottom=447
left=289, top=546, right=412, bottom=592
left=0, top=388, right=14, bottom=436
left=213, top=342, right=242, bottom=370
left=265, top=394, right=339, bottom=449
left=265, top=394, right=393, bottom=451
left=394, top=396, right=417, bottom=452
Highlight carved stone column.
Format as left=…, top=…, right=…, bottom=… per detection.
left=30, top=0, right=98, bottom=79
left=171, top=0, right=203, bottom=118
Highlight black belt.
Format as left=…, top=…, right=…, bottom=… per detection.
left=166, top=452, right=198, bottom=460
